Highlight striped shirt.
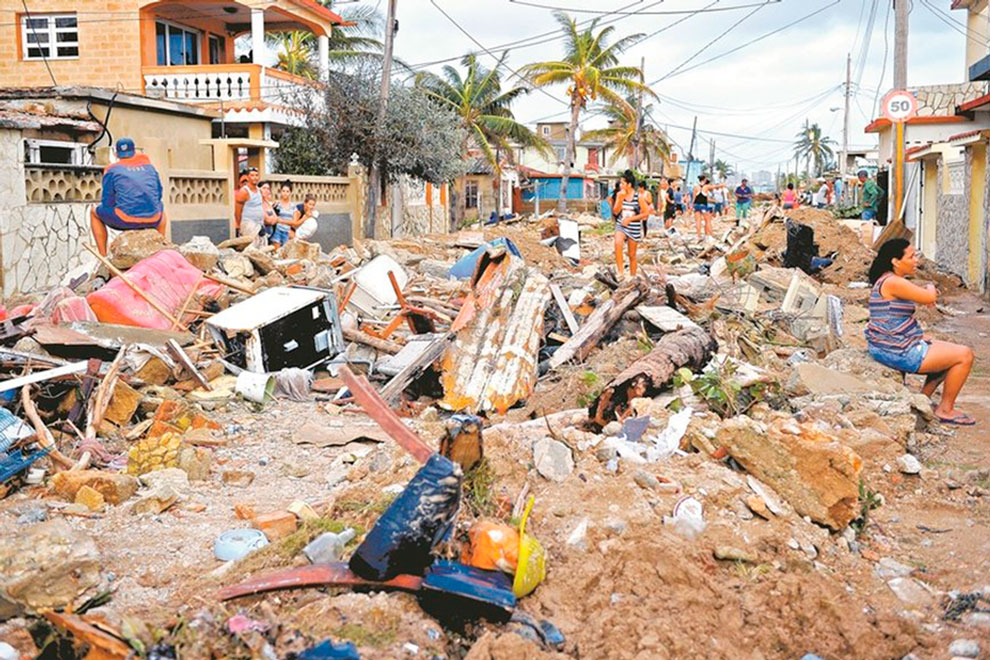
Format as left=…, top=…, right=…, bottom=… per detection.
left=865, top=273, right=924, bottom=353
left=616, top=191, right=643, bottom=242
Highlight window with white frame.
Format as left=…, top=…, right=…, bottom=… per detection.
left=156, top=20, right=201, bottom=66
left=541, top=126, right=551, bottom=136
left=23, top=139, right=93, bottom=166
left=21, top=13, right=78, bottom=60
left=464, top=180, right=479, bottom=208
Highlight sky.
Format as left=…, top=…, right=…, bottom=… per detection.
left=382, top=0, right=976, bottom=178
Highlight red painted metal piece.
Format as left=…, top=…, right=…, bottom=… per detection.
left=217, top=562, right=423, bottom=601
left=338, top=366, right=433, bottom=464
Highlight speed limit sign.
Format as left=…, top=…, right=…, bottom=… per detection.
left=881, top=90, right=918, bottom=123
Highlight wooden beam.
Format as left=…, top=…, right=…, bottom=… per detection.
left=549, top=282, right=579, bottom=335
left=379, top=333, right=452, bottom=405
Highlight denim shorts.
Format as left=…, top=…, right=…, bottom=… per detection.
left=868, top=341, right=929, bottom=373
left=693, top=203, right=711, bottom=213
left=271, top=226, right=291, bottom=245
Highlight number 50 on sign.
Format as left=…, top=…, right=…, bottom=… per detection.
left=881, top=90, right=918, bottom=123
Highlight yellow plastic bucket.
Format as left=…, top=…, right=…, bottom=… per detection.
left=513, top=495, right=546, bottom=598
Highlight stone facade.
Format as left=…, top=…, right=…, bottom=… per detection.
left=935, top=156, right=970, bottom=281
left=0, top=129, right=94, bottom=297
left=912, top=83, right=987, bottom=118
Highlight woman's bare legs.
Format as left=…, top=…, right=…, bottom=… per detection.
left=614, top=230, right=625, bottom=278
left=628, top=239, right=638, bottom=276
left=918, top=340, right=975, bottom=420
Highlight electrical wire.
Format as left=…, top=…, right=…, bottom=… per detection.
left=872, top=0, right=892, bottom=118
left=19, top=0, right=58, bottom=87
left=919, top=0, right=990, bottom=48
left=506, top=0, right=781, bottom=15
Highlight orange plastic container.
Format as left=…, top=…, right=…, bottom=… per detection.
left=87, top=250, right=223, bottom=329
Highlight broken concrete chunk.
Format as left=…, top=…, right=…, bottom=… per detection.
left=896, top=454, right=922, bottom=475
left=713, top=546, right=758, bottom=563
left=720, top=416, right=862, bottom=529
left=103, top=380, right=142, bottom=426
left=533, top=438, right=574, bottom=482
left=786, top=363, right=896, bottom=397
left=177, top=445, right=212, bottom=481
left=74, top=485, right=106, bottom=513
left=109, top=229, right=173, bottom=270
left=0, top=520, right=101, bottom=615
left=222, top=470, right=256, bottom=487
left=282, top=239, right=321, bottom=261
left=243, top=247, right=276, bottom=275
left=220, top=253, right=255, bottom=279
left=886, top=577, right=935, bottom=608
left=50, top=470, right=139, bottom=505
left=253, top=511, right=297, bottom=540
left=179, top=236, right=220, bottom=271
left=131, top=486, right=180, bottom=515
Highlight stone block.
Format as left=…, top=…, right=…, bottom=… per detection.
left=104, top=380, right=142, bottom=426
left=127, top=432, right=182, bottom=476
left=50, top=470, right=139, bottom=505
left=177, top=445, right=211, bottom=481
left=179, top=236, right=220, bottom=271
left=282, top=239, right=321, bottom=261
left=74, top=485, right=106, bottom=512
left=253, top=511, right=298, bottom=540
left=109, top=229, right=172, bottom=270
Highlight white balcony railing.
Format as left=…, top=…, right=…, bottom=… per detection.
left=144, top=66, right=254, bottom=102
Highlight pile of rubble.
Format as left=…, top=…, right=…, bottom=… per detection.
left=0, top=208, right=985, bottom=659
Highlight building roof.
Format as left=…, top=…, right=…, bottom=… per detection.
left=958, top=93, right=990, bottom=113
left=864, top=115, right=968, bottom=133
left=0, top=87, right=220, bottom=119
left=517, top=164, right=590, bottom=180
left=465, top=157, right=494, bottom=176
left=0, top=106, right=101, bottom=132
left=289, top=0, right=349, bottom=24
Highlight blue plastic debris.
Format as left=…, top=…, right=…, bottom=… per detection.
left=448, top=238, right=522, bottom=280
left=297, top=639, right=360, bottom=659
left=0, top=446, right=51, bottom=484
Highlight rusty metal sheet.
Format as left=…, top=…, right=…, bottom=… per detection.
left=440, top=255, right=550, bottom=415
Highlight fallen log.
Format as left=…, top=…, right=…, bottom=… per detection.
left=343, top=327, right=403, bottom=354
left=549, top=275, right=650, bottom=369
left=589, top=326, right=718, bottom=426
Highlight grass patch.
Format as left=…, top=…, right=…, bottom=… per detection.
left=850, top=480, right=883, bottom=536
left=587, top=221, right=613, bottom=236
left=733, top=562, right=772, bottom=582
left=576, top=370, right=604, bottom=408
left=334, top=620, right=398, bottom=648
left=463, top=458, right=498, bottom=518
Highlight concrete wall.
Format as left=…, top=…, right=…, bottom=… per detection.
left=918, top=159, right=938, bottom=259
left=0, top=128, right=95, bottom=298
left=966, top=143, right=988, bottom=290
left=935, top=157, right=970, bottom=281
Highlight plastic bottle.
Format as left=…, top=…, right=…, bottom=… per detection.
left=303, top=528, right=356, bottom=564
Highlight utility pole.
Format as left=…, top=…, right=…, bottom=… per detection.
left=893, top=0, right=908, bottom=90
left=365, top=0, right=398, bottom=239
left=840, top=53, right=851, bottom=192
left=632, top=56, right=645, bottom=171
left=708, top=139, right=715, bottom=179
left=893, top=0, right=909, bottom=222
left=687, top=115, right=698, bottom=180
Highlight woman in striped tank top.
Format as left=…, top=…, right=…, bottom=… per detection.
left=612, top=170, right=649, bottom=278
left=867, top=239, right=975, bottom=426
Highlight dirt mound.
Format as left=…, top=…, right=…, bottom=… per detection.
left=749, top=207, right=875, bottom=285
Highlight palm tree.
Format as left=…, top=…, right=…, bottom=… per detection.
left=523, top=12, right=654, bottom=211
left=713, top=159, right=734, bottom=182
left=794, top=121, right=837, bottom=177
left=267, top=2, right=386, bottom=78
left=416, top=53, right=549, bottom=220
left=582, top=98, right=671, bottom=172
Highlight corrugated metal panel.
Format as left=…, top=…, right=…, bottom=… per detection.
left=440, top=255, right=550, bottom=415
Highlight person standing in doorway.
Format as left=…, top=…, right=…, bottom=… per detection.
left=90, top=138, right=166, bottom=256
left=234, top=167, right=266, bottom=246
left=859, top=169, right=881, bottom=221
left=612, top=170, right=650, bottom=278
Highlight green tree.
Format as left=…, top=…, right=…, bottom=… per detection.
left=415, top=53, right=549, bottom=220
left=713, top=159, right=734, bottom=182
left=794, top=120, right=836, bottom=177
left=582, top=98, right=671, bottom=172
left=523, top=12, right=654, bottom=211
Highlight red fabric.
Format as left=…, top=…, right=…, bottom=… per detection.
left=52, top=296, right=97, bottom=324
left=87, top=250, right=223, bottom=329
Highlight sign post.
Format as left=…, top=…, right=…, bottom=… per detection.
left=881, top=90, right=919, bottom=223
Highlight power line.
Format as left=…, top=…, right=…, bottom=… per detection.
left=19, top=0, right=58, bottom=87
left=648, top=0, right=842, bottom=84
left=506, top=0, right=781, bottom=15
left=919, top=0, right=990, bottom=48
left=872, top=0, right=892, bottom=118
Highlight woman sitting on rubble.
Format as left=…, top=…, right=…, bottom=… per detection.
left=867, top=239, right=975, bottom=426
left=612, top=170, right=650, bottom=278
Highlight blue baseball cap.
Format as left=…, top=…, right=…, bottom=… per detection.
left=115, top=138, right=136, bottom=158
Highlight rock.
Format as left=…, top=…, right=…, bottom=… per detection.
left=786, top=363, right=896, bottom=397
left=948, top=639, right=980, bottom=658
left=282, top=239, right=321, bottom=261
left=633, top=470, right=660, bottom=491
left=532, top=438, right=574, bottom=482
left=50, top=470, right=139, bottom=505
left=74, top=485, right=105, bottom=512
left=108, top=229, right=172, bottom=269
left=222, top=470, right=255, bottom=487
left=602, top=421, right=623, bottom=436
left=0, top=520, right=101, bottom=615
left=719, top=416, right=862, bottom=530
left=875, top=557, right=914, bottom=579
left=243, top=247, right=276, bottom=275
left=220, top=253, right=254, bottom=279
left=131, top=486, right=179, bottom=515
left=138, top=467, right=189, bottom=492
left=745, top=494, right=772, bottom=519
left=219, top=235, right=255, bottom=251
left=714, top=546, right=758, bottom=563
left=595, top=446, right=618, bottom=463
left=887, top=577, right=936, bottom=608
left=823, top=348, right=903, bottom=384
left=603, top=517, right=628, bottom=535
left=253, top=511, right=297, bottom=540
left=897, top=454, right=922, bottom=475
left=127, top=432, right=183, bottom=476
left=177, top=445, right=212, bottom=481
left=287, top=500, right=319, bottom=522
left=566, top=518, right=589, bottom=549
left=234, top=503, right=256, bottom=520
left=104, top=381, right=142, bottom=426
left=179, top=236, right=220, bottom=271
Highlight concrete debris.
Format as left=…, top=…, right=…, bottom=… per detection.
left=108, top=229, right=173, bottom=270
left=532, top=438, right=574, bottom=482
left=179, top=236, right=221, bottom=271
left=896, top=454, right=923, bottom=475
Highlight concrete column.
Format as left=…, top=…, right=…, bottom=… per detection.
left=318, top=34, right=329, bottom=82
left=251, top=8, right=265, bottom=65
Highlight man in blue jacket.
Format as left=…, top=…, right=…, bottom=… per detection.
left=90, top=138, right=167, bottom=256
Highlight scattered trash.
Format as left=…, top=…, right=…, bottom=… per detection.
left=214, top=529, right=269, bottom=561
left=304, top=528, right=356, bottom=564
left=663, top=496, right=706, bottom=539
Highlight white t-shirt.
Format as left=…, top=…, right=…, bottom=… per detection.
left=813, top=186, right=829, bottom=206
